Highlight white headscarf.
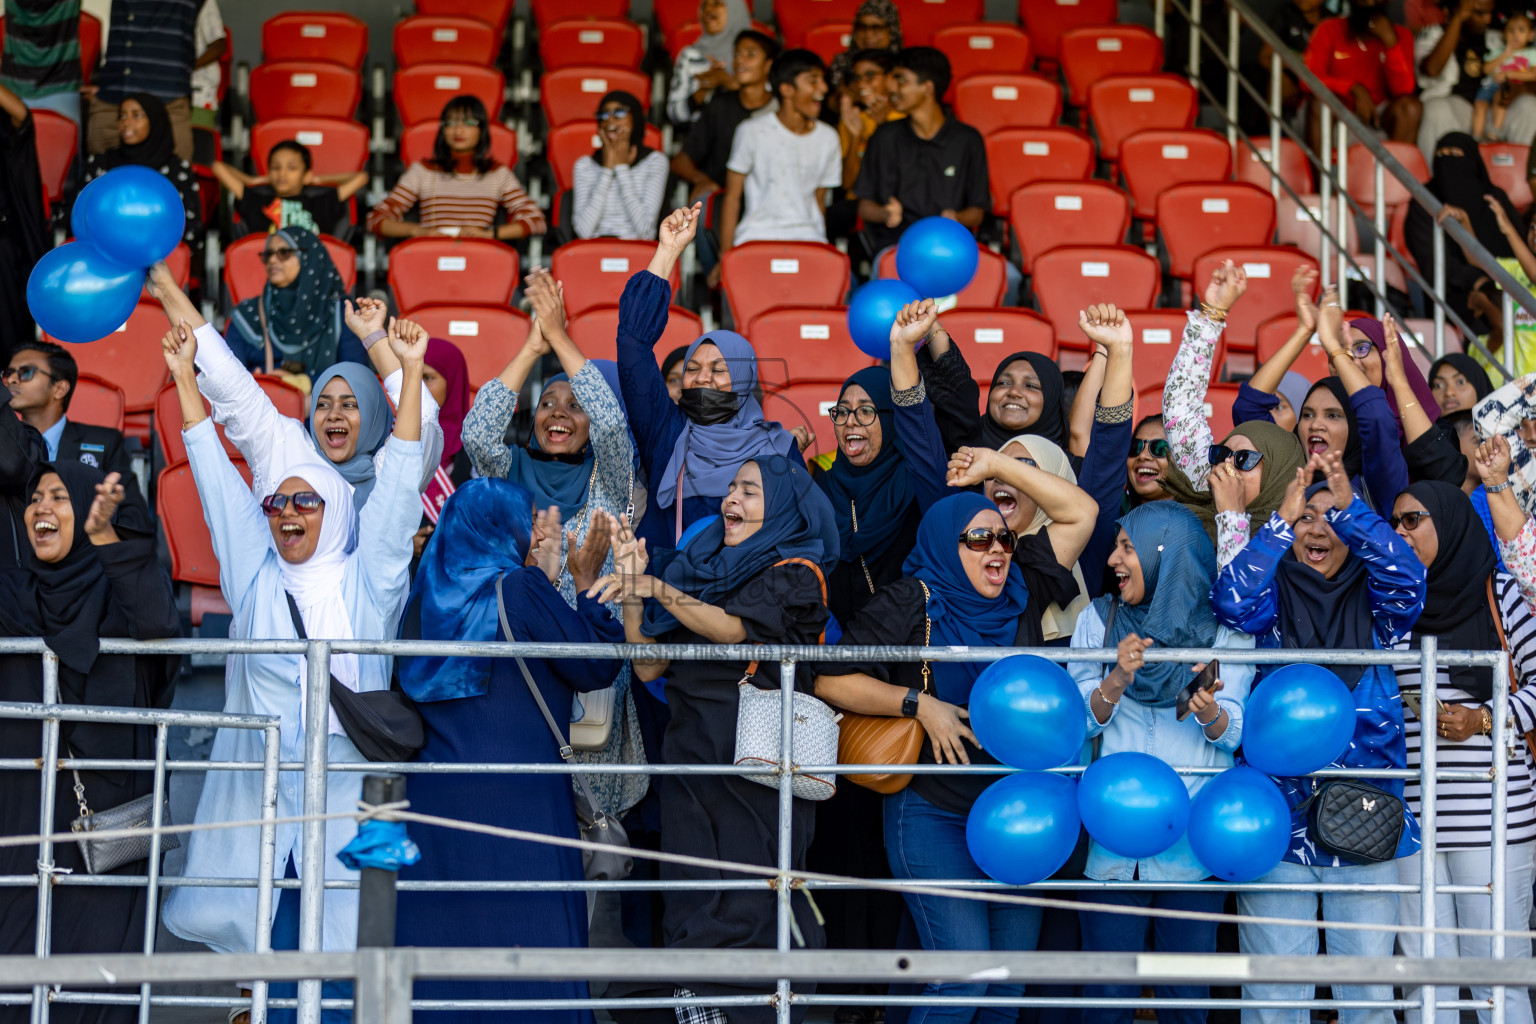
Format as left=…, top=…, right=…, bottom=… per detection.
left=1001, top=434, right=1090, bottom=641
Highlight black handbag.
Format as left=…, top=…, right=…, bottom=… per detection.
left=1301, top=779, right=1405, bottom=864
left=284, top=594, right=425, bottom=763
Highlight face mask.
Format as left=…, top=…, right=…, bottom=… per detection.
left=679, top=386, right=740, bottom=425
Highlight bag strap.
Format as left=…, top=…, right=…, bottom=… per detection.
left=917, top=579, right=932, bottom=695
left=674, top=466, right=685, bottom=540
left=742, top=557, right=829, bottom=681
left=65, top=745, right=90, bottom=819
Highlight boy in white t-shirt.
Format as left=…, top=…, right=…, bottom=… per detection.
left=711, top=48, right=842, bottom=285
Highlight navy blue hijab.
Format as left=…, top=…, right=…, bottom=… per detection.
left=642, top=454, right=839, bottom=637
left=903, top=492, right=1030, bottom=704
left=816, top=366, right=915, bottom=560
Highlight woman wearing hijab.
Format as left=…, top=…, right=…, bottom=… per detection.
left=1068, top=501, right=1255, bottom=1023
left=813, top=491, right=1078, bottom=1024
left=70, top=93, right=199, bottom=246
left=1214, top=450, right=1426, bottom=1019
left=160, top=318, right=429, bottom=1024
left=0, top=466, right=178, bottom=1022
left=1431, top=352, right=1496, bottom=414
left=1232, top=266, right=1321, bottom=432
left=1389, top=480, right=1536, bottom=1023
left=573, top=90, right=668, bottom=241
left=594, top=455, right=837, bottom=1024
left=394, top=480, right=624, bottom=1024
left=619, top=206, right=802, bottom=543
left=827, top=0, right=902, bottom=93
left=661, top=344, right=688, bottom=404
left=1126, top=415, right=1174, bottom=506
left=666, top=0, right=753, bottom=125
left=919, top=340, right=1069, bottom=455
left=412, top=337, right=471, bottom=557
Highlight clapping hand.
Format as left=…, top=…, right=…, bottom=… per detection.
left=528, top=505, right=564, bottom=582
left=1278, top=463, right=1310, bottom=525
left=1293, top=265, right=1320, bottom=333
left=567, top=510, right=614, bottom=594
left=525, top=268, right=567, bottom=331
left=1477, top=434, right=1513, bottom=485
left=586, top=514, right=650, bottom=604
left=83, top=472, right=125, bottom=543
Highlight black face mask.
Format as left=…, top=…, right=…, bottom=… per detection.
left=679, top=387, right=740, bottom=425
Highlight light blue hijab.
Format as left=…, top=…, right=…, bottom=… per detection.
left=309, top=362, right=391, bottom=508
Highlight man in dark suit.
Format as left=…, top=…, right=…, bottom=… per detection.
left=5, top=342, right=131, bottom=481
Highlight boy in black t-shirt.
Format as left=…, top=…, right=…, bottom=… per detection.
left=212, top=139, right=367, bottom=238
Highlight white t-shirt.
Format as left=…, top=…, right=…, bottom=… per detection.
left=726, top=113, right=841, bottom=246
left=190, top=0, right=225, bottom=111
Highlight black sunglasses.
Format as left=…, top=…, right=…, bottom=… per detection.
left=958, top=526, right=1017, bottom=553
left=1130, top=438, right=1171, bottom=458
left=2, top=365, right=53, bottom=383
left=596, top=108, right=632, bottom=122
left=1390, top=510, right=1433, bottom=531
left=830, top=404, right=878, bottom=426
left=261, top=491, right=325, bottom=517
left=259, top=247, right=297, bottom=264
left=1209, top=445, right=1265, bottom=472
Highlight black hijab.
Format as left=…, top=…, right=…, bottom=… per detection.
left=1428, top=353, right=1494, bottom=405
left=98, top=93, right=177, bottom=171
left=816, top=367, right=916, bottom=560
left=1406, top=480, right=1501, bottom=701
left=1424, top=131, right=1519, bottom=260
left=1274, top=481, right=1378, bottom=688
left=591, top=90, right=651, bottom=164
left=980, top=352, right=1066, bottom=449
left=1300, top=378, right=1363, bottom=481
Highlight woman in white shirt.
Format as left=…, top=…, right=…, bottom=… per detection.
left=571, top=91, right=668, bottom=240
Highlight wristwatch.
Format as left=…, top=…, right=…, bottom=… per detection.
left=901, top=688, right=921, bottom=718
left=1487, top=480, right=1514, bottom=493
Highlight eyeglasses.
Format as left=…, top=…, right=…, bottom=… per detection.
left=1390, top=510, right=1433, bottom=531
left=1130, top=438, right=1171, bottom=458
left=1209, top=445, right=1265, bottom=472
left=258, top=247, right=297, bottom=264
left=957, top=526, right=1017, bottom=553
left=597, top=108, right=632, bottom=122
left=442, top=117, right=481, bottom=128
left=830, top=404, right=878, bottom=426
left=261, top=491, right=325, bottom=517
left=1350, top=340, right=1376, bottom=360
left=1, top=365, right=53, bottom=384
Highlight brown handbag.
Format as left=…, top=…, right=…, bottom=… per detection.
left=1486, top=577, right=1536, bottom=763
left=835, top=581, right=931, bottom=794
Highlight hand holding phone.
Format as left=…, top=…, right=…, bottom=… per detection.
left=1176, top=660, right=1221, bottom=722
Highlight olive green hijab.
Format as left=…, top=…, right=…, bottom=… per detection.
left=1160, top=420, right=1306, bottom=543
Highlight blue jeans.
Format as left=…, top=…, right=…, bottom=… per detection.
left=267, top=857, right=354, bottom=1024
left=1237, top=859, right=1400, bottom=1024
left=1078, top=887, right=1226, bottom=1024
left=884, top=787, right=1044, bottom=1024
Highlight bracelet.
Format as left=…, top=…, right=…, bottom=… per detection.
left=1402, top=401, right=1419, bottom=410
left=1196, top=706, right=1222, bottom=728
left=1198, top=301, right=1228, bottom=322
left=1480, top=706, right=1494, bottom=736
left=360, top=329, right=387, bottom=349
left=1487, top=480, right=1514, bottom=493
left=1096, top=685, right=1120, bottom=707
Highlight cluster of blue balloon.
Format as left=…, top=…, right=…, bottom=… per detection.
left=963, top=659, right=1358, bottom=886
left=847, top=216, right=980, bottom=359
left=27, top=166, right=186, bottom=344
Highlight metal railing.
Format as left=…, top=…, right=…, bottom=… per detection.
left=0, top=636, right=1525, bottom=1024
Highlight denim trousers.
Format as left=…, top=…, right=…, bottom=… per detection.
left=1078, top=887, right=1226, bottom=1024
left=884, top=787, right=1044, bottom=1024
left=267, top=857, right=354, bottom=1024
left=1237, top=859, right=1400, bottom=1024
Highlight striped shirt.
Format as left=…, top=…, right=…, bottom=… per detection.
left=1, top=0, right=81, bottom=100
left=1394, top=573, right=1536, bottom=848
left=95, top=0, right=198, bottom=103
left=571, top=149, right=668, bottom=240
left=365, top=162, right=545, bottom=237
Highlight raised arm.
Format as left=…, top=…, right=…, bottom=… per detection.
left=1163, top=260, right=1247, bottom=489
left=1212, top=464, right=1308, bottom=635
left=1477, top=436, right=1536, bottom=611
left=356, top=318, right=429, bottom=614
left=1379, top=313, right=1435, bottom=442
left=1486, top=194, right=1536, bottom=285
left=210, top=160, right=253, bottom=200
left=1075, top=304, right=1136, bottom=582
left=1315, top=451, right=1425, bottom=643
left=889, top=300, right=953, bottom=513
left=1250, top=266, right=1320, bottom=396
left=947, top=445, right=1096, bottom=570
left=1067, top=336, right=1108, bottom=457
left=461, top=320, right=548, bottom=480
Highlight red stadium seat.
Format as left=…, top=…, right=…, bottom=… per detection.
left=1237, top=136, right=1315, bottom=197
left=251, top=118, right=368, bottom=175
left=1121, top=309, right=1227, bottom=396
left=567, top=305, right=704, bottom=364
left=400, top=120, right=516, bottom=169
left=1031, top=245, right=1160, bottom=352
left=984, top=127, right=1096, bottom=216
left=1345, top=141, right=1430, bottom=213
left=224, top=233, right=356, bottom=306
left=552, top=240, right=683, bottom=319
left=156, top=375, right=305, bottom=465
left=900, top=0, right=985, bottom=47
left=139, top=242, right=189, bottom=301
left=933, top=24, right=1033, bottom=91
left=1275, top=192, right=1327, bottom=261
left=548, top=121, right=666, bottom=193
left=721, top=242, right=850, bottom=330
left=532, top=0, right=628, bottom=28
left=1483, top=143, right=1532, bottom=210
left=1021, top=0, right=1117, bottom=65
left=34, top=111, right=78, bottom=210
left=159, top=455, right=254, bottom=624
left=541, top=67, right=652, bottom=129
left=875, top=245, right=1007, bottom=307
left=1255, top=313, right=1331, bottom=384
left=1059, top=25, right=1163, bottom=107
left=47, top=303, right=170, bottom=436
left=541, top=19, right=644, bottom=71
left=414, top=0, right=513, bottom=38
left=745, top=307, right=873, bottom=388
left=774, top=0, right=861, bottom=48
left=938, top=309, right=1057, bottom=361
left=760, top=381, right=844, bottom=460
left=952, top=74, right=1063, bottom=137
left=408, top=308, right=532, bottom=390
left=657, top=0, right=703, bottom=37
left=1192, top=246, right=1318, bottom=354
left=1009, top=181, right=1131, bottom=273
left=262, top=12, right=368, bottom=67
left=388, top=237, right=519, bottom=315
left=803, top=23, right=852, bottom=65
left=1156, top=183, right=1278, bottom=280
left=71, top=373, right=125, bottom=435
left=79, top=11, right=101, bottom=85
left=1086, top=74, right=1197, bottom=164
left=393, top=15, right=500, bottom=68
left=250, top=62, right=361, bottom=121
left=669, top=19, right=775, bottom=59
left=1137, top=381, right=1241, bottom=438
left=1119, top=129, right=1232, bottom=221
left=393, top=64, right=504, bottom=128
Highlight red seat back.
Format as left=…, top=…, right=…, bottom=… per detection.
left=567, top=305, right=704, bottom=365
left=875, top=245, right=1007, bottom=307
left=1086, top=73, right=1197, bottom=163
left=721, top=242, right=850, bottom=329
left=414, top=0, right=513, bottom=37
left=407, top=308, right=532, bottom=390
left=250, top=62, right=362, bottom=121
left=952, top=74, right=1063, bottom=137
left=400, top=120, right=516, bottom=170
left=70, top=373, right=126, bottom=434
left=224, top=233, right=356, bottom=306
left=802, top=22, right=852, bottom=65
left=549, top=121, right=665, bottom=193
left=760, top=381, right=845, bottom=461
left=934, top=25, right=1033, bottom=101
left=252, top=118, right=369, bottom=175
left=393, top=64, right=504, bottom=128
left=939, top=309, right=1057, bottom=362
left=387, top=237, right=519, bottom=315
left=904, top=1, right=988, bottom=47
left=1345, top=141, right=1430, bottom=212
left=1156, top=182, right=1278, bottom=280
left=1031, top=245, right=1160, bottom=349
left=47, top=303, right=170, bottom=414
left=1119, top=129, right=1232, bottom=221
left=393, top=15, right=500, bottom=68
left=1483, top=143, right=1533, bottom=211
left=774, top=0, right=862, bottom=48
left=1020, top=0, right=1118, bottom=64
left=1136, top=381, right=1240, bottom=438
left=1059, top=25, right=1163, bottom=107
left=540, top=19, right=644, bottom=71
left=551, top=240, right=683, bottom=320
left=1010, top=181, right=1131, bottom=273
left=984, top=127, right=1096, bottom=217
left=159, top=456, right=254, bottom=588
left=1124, top=309, right=1225, bottom=396
left=262, top=12, right=368, bottom=67
left=1255, top=312, right=1331, bottom=384
left=541, top=67, right=652, bottom=130
left=79, top=11, right=101, bottom=85
left=1191, top=246, right=1318, bottom=354
left=1237, top=136, right=1315, bottom=196
left=33, top=111, right=78, bottom=209
left=744, top=307, right=873, bottom=389
left=531, top=0, right=628, bottom=28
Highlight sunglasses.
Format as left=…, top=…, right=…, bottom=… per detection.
left=1130, top=438, right=1171, bottom=458
left=442, top=116, right=481, bottom=127
left=1350, top=340, right=1376, bottom=359
left=1208, top=445, right=1265, bottom=472
left=958, top=526, right=1017, bottom=553
left=259, top=247, right=297, bottom=264
left=1390, top=510, right=1433, bottom=531
left=597, top=108, right=632, bottom=122
left=1, top=365, right=52, bottom=383
left=261, top=491, right=325, bottom=517
left=830, top=404, right=878, bottom=426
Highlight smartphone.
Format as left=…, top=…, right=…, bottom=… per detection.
left=1176, top=659, right=1220, bottom=721
left=1402, top=688, right=1445, bottom=723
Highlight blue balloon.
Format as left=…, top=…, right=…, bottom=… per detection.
left=1078, top=751, right=1191, bottom=859
left=26, top=242, right=142, bottom=344
left=846, top=278, right=921, bottom=359
left=1186, top=766, right=1291, bottom=882
left=677, top=514, right=718, bottom=549
left=1242, top=664, right=1357, bottom=777
left=895, top=216, right=980, bottom=299
left=969, top=655, right=1086, bottom=770
left=966, top=772, right=1081, bottom=885
left=71, top=165, right=184, bottom=269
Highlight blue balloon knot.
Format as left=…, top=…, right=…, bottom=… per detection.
left=337, top=819, right=421, bottom=872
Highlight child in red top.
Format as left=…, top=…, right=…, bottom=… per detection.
left=1303, top=0, right=1423, bottom=143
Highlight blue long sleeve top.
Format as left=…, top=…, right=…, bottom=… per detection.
left=891, top=381, right=951, bottom=515
left=1076, top=412, right=1133, bottom=597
